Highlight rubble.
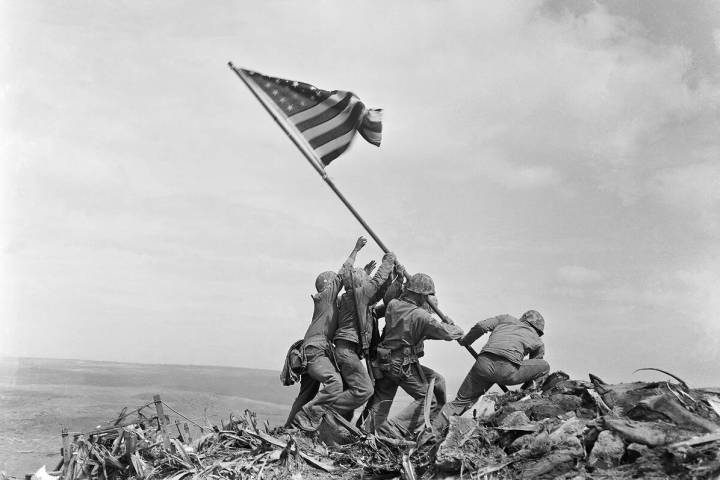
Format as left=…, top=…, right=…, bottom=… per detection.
left=33, top=372, right=720, bottom=480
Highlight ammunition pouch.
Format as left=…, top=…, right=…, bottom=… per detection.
left=288, top=347, right=307, bottom=376
left=281, top=339, right=305, bottom=386
left=370, top=346, right=392, bottom=379
left=399, top=342, right=424, bottom=365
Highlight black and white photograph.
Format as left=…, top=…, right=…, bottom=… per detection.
left=2, top=1, right=720, bottom=478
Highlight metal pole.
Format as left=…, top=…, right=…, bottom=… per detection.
left=228, top=63, right=498, bottom=375
left=427, top=300, right=509, bottom=393
left=425, top=302, right=480, bottom=358
left=228, top=62, right=390, bottom=253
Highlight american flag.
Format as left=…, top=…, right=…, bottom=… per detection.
left=233, top=67, right=382, bottom=166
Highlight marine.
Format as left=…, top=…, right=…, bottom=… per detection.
left=289, top=237, right=368, bottom=431
left=363, top=273, right=464, bottom=437
left=433, top=310, right=550, bottom=432
left=330, top=249, right=398, bottom=418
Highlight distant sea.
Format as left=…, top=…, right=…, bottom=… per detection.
left=0, top=357, right=295, bottom=476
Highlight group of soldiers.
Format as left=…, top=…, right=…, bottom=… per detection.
left=281, top=236, right=551, bottom=439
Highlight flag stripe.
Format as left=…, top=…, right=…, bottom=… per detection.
left=315, top=128, right=357, bottom=158
left=295, top=93, right=353, bottom=132
left=320, top=145, right=348, bottom=166
left=302, top=96, right=361, bottom=142
left=237, top=67, right=382, bottom=167
left=309, top=102, right=365, bottom=149
left=289, top=92, right=346, bottom=125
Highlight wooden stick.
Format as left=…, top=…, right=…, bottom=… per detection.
left=423, top=376, right=436, bottom=432
left=61, top=426, right=70, bottom=478
left=153, top=394, right=171, bottom=451
left=240, top=428, right=336, bottom=472
left=669, top=432, right=720, bottom=449
left=327, top=409, right=367, bottom=439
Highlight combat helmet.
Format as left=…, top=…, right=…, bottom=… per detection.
left=315, top=271, right=337, bottom=292
left=341, top=267, right=369, bottom=290
left=405, top=273, right=435, bottom=295
left=521, top=310, right=545, bottom=336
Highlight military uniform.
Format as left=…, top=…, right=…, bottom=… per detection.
left=434, top=313, right=549, bottom=432
left=330, top=252, right=396, bottom=415
left=287, top=270, right=346, bottom=427
left=364, top=297, right=464, bottom=437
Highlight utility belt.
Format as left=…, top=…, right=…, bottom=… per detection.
left=335, top=338, right=362, bottom=356
left=371, top=344, right=425, bottom=379
left=288, top=342, right=339, bottom=379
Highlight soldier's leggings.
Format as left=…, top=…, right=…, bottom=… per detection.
left=332, top=340, right=374, bottom=415
left=285, top=373, right=320, bottom=426
left=433, top=352, right=549, bottom=432
left=290, top=346, right=344, bottom=422
left=368, top=363, right=446, bottom=438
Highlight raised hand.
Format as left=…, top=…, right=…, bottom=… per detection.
left=354, top=236, right=368, bottom=251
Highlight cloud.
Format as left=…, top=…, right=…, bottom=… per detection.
left=478, top=153, right=562, bottom=190
left=648, top=162, right=720, bottom=232
left=4, top=0, right=720, bottom=385
left=557, top=265, right=605, bottom=285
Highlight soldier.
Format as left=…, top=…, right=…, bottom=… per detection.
left=328, top=249, right=398, bottom=419
left=290, top=237, right=368, bottom=431
left=363, top=273, right=464, bottom=438
left=433, top=310, right=549, bottom=433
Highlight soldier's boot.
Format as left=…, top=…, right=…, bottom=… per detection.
left=293, top=406, right=325, bottom=432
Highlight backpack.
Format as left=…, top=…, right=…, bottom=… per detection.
left=280, top=339, right=306, bottom=386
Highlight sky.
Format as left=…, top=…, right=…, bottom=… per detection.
left=1, top=0, right=719, bottom=389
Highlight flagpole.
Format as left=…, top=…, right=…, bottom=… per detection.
left=228, top=62, right=390, bottom=253
left=229, top=63, right=498, bottom=371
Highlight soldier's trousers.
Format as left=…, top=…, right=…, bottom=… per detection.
left=285, top=373, right=319, bottom=426
left=292, top=346, right=344, bottom=420
left=331, top=340, right=374, bottom=415
left=433, top=352, right=549, bottom=432
left=364, top=362, right=445, bottom=438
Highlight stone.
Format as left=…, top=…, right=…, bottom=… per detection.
left=471, top=395, right=496, bottom=421
left=442, top=416, right=478, bottom=449
left=602, top=416, right=667, bottom=446
left=521, top=450, right=578, bottom=479
left=548, top=416, right=586, bottom=455
left=501, top=410, right=531, bottom=428
left=588, top=430, right=625, bottom=469
left=624, top=442, right=650, bottom=463
left=526, top=403, right=565, bottom=420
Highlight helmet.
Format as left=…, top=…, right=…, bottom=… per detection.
left=342, top=267, right=369, bottom=290
left=521, top=310, right=545, bottom=336
left=405, top=273, right=435, bottom=295
left=315, top=271, right=337, bottom=292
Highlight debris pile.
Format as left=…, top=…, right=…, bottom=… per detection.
left=432, top=371, right=720, bottom=479
left=39, top=372, right=720, bottom=480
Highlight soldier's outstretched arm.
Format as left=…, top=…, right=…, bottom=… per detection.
left=366, top=251, right=396, bottom=293
left=459, top=315, right=502, bottom=346
left=340, top=236, right=367, bottom=271
left=423, top=316, right=465, bottom=341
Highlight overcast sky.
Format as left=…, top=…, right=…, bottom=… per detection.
left=2, top=0, right=719, bottom=389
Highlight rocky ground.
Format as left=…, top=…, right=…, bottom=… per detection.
left=17, top=371, right=720, bottom=480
